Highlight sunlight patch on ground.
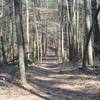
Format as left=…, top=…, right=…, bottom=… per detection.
left=51, top=80, right=100, bottom=93
left=0, top=95, right=44, bottom=100
left=51, top=83, right=85, bottom=91
left=48, top=74, right=98, bottom=79
left=33, top=76, right=55, bottom=81
left=38, top=66, right=58, bottom=70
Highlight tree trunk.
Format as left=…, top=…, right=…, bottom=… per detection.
left=82, top=5, right=100, bottom=68
left=14, top=0, right=27, bottom=84
left=0, top=26, right=6, bottom=64
left=25, top=0, right=30, bottom=60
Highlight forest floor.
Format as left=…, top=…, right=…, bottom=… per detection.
left=0, top=56, right=100, bottom=100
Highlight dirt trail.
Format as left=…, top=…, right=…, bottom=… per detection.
left=27, top=56, right=100, bottom=100
left=0, top=56, right=100, bottom=100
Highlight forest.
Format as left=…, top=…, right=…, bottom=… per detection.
left=0, top=0, right=100, bottom=100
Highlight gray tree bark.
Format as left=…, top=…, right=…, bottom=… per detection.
left=14, top=0, right=27, bottom=84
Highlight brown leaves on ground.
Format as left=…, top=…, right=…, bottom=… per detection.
left=0, top=58, right=100, bottom=100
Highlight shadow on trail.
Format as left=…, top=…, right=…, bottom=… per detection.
left=12, top=82, right=50, bottom=100
left=28, top=79, right=100, bottom=100
left=0, top=56, right=100, bottom=100
left=25, top=56, right=100, bottom=100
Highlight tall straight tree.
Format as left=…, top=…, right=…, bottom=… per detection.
left=14, top=0, right=27, bottom=84
left=25, top=0, right=30, bottom=60
left=60, top=0, right=64, bottom=62
left=0, top=26, right=6, bottom=63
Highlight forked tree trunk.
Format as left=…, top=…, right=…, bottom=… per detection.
left=82, top=5, right=100, bottom=68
